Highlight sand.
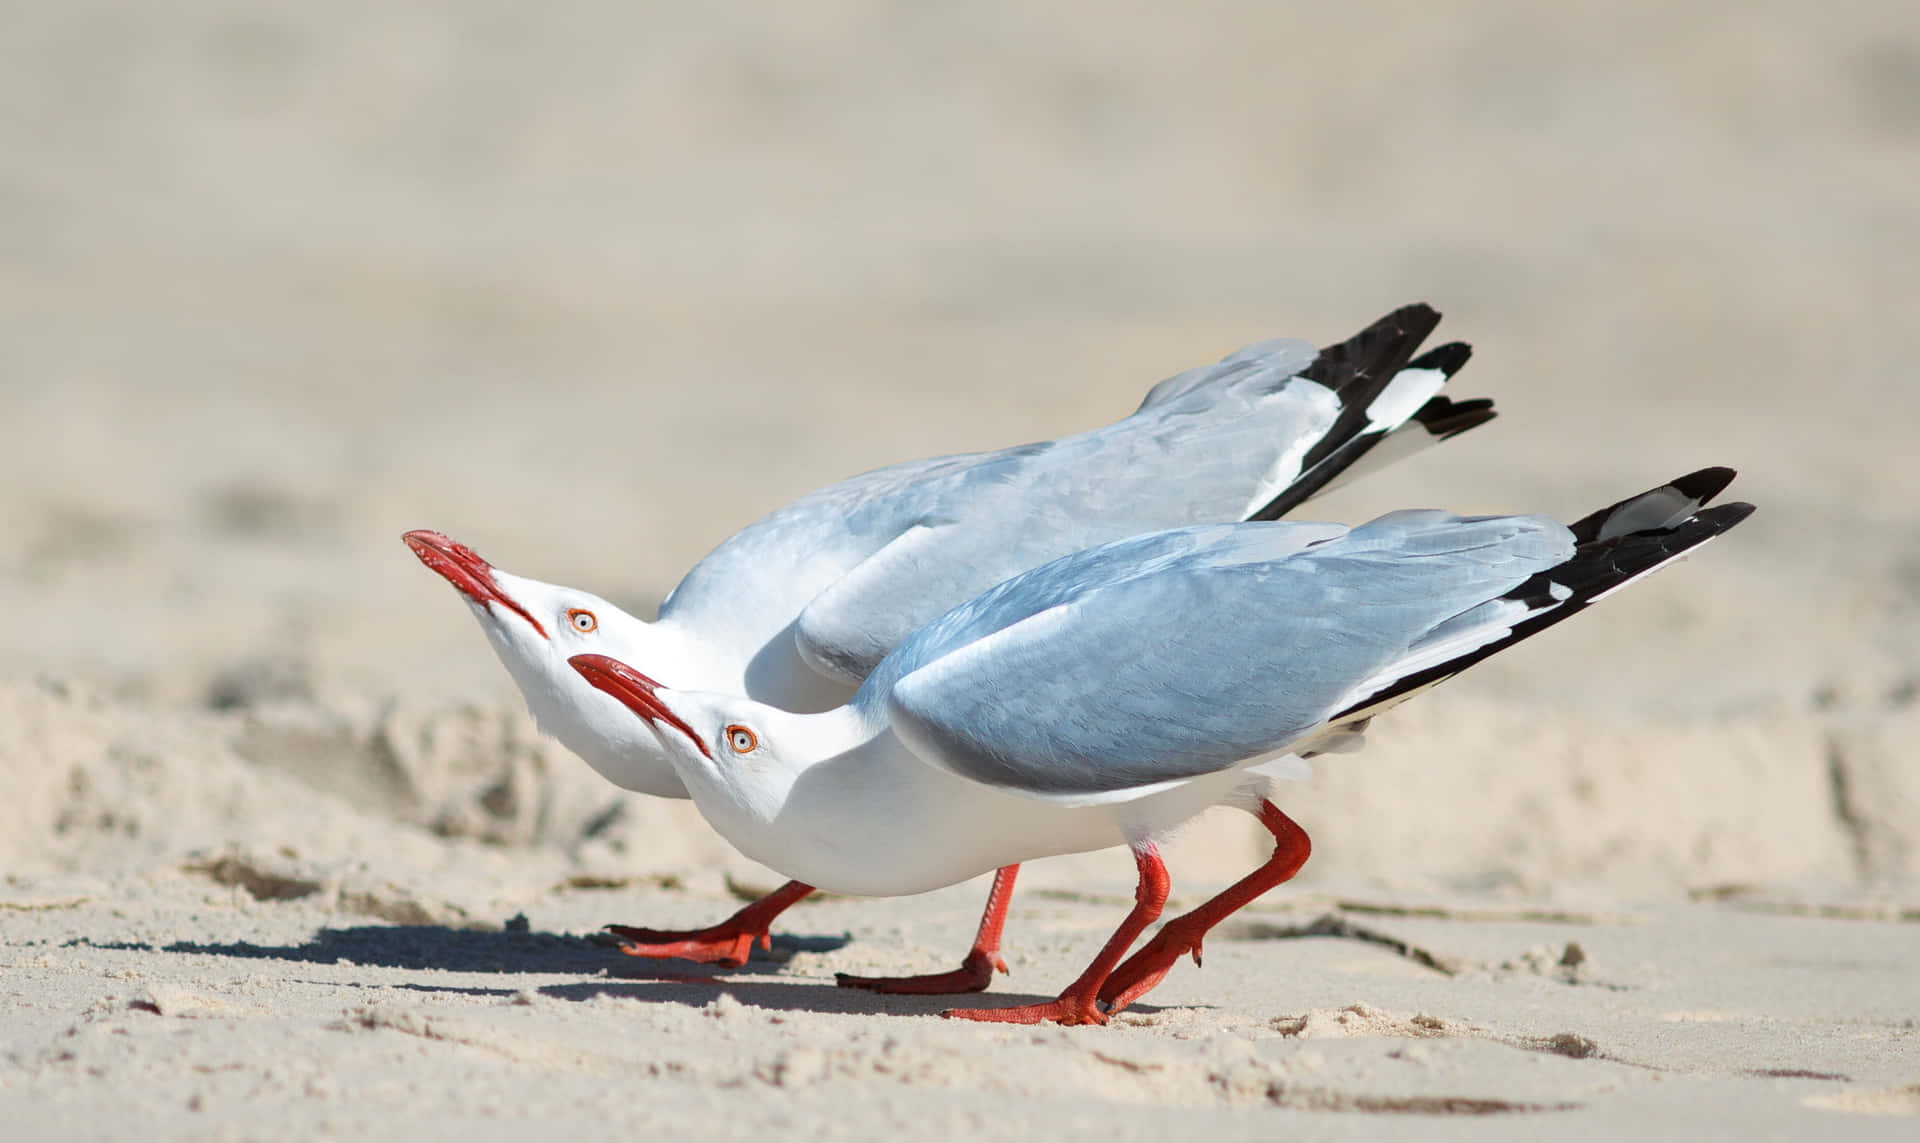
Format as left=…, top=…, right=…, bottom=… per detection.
left=3, top=1, right=1918, bottom=1138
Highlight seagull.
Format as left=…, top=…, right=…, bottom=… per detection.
left=567, top=469, right=1752, bottom=1024
left=404, top=304, right=1492, bottom=991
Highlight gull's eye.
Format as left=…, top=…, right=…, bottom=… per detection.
left=566, top=608, right=597, bottom=633
left=724, top=725, right=758, bottom=754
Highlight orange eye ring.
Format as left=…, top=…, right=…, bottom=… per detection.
left=566, top=608, right=597, bottom=633
left=724, top=725, right=758, bottom=754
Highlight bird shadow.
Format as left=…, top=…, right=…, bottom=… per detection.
left=536, top=976, right=1143, bottom=1021
left=66, top=923, right=847, bottom=979
left=62, top=923, right=1147, bottom=1019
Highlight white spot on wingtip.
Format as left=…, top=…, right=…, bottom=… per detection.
left=1365, top=367, right=1447, bottom=433
left=1597, top=487, right=1697, bottom=542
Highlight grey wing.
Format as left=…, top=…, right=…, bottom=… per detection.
left=788, top=372, right=1339, bottom=681
left=794, top=336, right=1413, bottom=680
left=1133, top=337, right=1320, bottom=409
left=795, top=306, right=1487, bottom=683
left=659, top=452, right=974, bottom=630
left=881, top=512, right=1573, bottom=803
left=789, top=522, right=954, bottom=684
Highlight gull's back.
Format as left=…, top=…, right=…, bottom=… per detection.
left=862, top=512, right=1574, bottom=799
left=660, top=307, right=1476, bottom=691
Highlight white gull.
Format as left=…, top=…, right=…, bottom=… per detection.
left=405, top=304, right=1491, bottom=991
left=567, top=470, right=1751, bottom=1023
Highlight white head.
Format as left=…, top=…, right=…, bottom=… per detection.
left=567, top=652, right=851, bottom=825
left=402, top=530, right=692, bottom=797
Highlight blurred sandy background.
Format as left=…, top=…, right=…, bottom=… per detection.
left=4, top=2, right=1918, bottom=1137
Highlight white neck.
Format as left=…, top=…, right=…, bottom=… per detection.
left=483, top=611, right=704, bottom=799
left=678, top=703, right=879, bottom=827
left=659, top=699, right=1230, bottom=898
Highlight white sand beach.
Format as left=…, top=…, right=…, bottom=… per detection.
left=3, top=2, right=1917, bottom=1137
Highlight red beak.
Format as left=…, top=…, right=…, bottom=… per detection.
left=402, top=530, right=549, bottom=639
left=568, top=654, right=712, bottom=760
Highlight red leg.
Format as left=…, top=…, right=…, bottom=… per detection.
left=945, top=844, right=1169, bottom=1026
left=605, top=880, right=816, bottom=968
left=837, top=865, right=1021, bottom=994
left=1098, top=800, right=1311, bottom=1015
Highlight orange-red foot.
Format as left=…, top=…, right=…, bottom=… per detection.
left=836, top=949, right=1008, bottom=995
left=603, top=880, right=816, bottom=968
left=943, top=990, right=1106, bottom=1026
left=604, top=923, right=770, bottom=968
left=1097, top=918, right=1205, bottom=1015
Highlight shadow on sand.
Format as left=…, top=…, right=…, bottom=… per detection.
left=65, top=923, right=848, bottom=977
left=59, top=924, right=1123, bottom=1018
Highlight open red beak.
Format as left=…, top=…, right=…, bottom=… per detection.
left=402, top=530, right=549, bottom=639
left=568, top=654, right=712, bottom=759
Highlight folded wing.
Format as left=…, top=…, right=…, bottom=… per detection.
left=882, top=470, right=1750, bottom=804
left=880, top=512, right=1572, bottom=801
left=794, top=305, right=1491, bottom=685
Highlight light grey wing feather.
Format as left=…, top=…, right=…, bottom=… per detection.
left=879, top=512, right=1572, bottom=800
left=792, top=522, right=950, bottom=685
left=676, top=310, right=1482, bottom=688
left=1134, top=338, right=1319, bottom=410
left=788, top=351, right=1345, bottom=678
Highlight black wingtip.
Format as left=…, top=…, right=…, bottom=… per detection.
left=1412, top=395, right=1497, bottom=438
left=1298, top=304, right=1444, bottom=394
left=1670, top=467, right=1738, bottom=506
left=1566, top=467, right=1744, bottom=546
left=1330, top=494, right=1753, bottom=723
left=1243, top=306, right=1472, bottom=523
left=1392, top=301, right=1441, bottom=326
left=1407, top=341, right=1472, bottom=377
left=1699, top=501, right=1756, bottom=529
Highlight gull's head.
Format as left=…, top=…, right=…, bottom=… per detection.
left=402, top=529, right=682, bottom=795
left=568, top=652, right=806, bottom=819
